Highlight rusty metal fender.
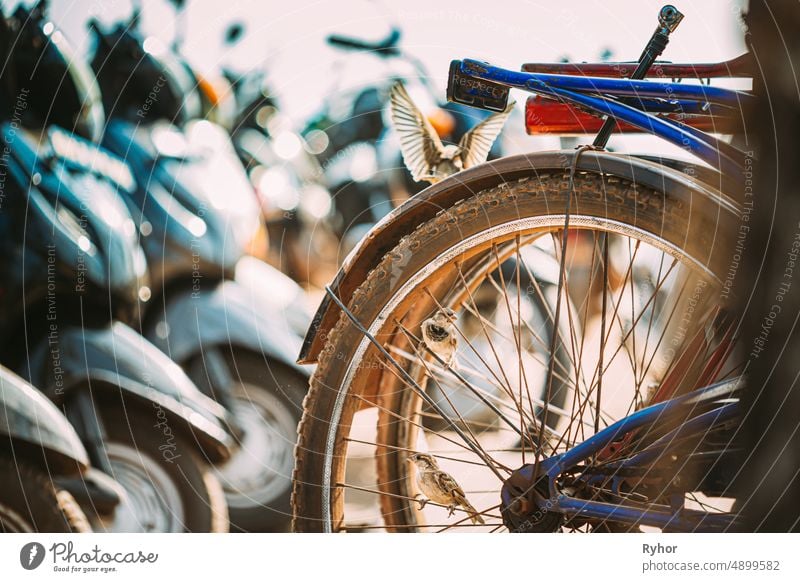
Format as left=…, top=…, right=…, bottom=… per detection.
left=298, top=150, right=740, bottom=364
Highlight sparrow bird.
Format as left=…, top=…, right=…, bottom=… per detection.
left=390, top=81, right=515, bottom=184
left=407, top=453, right=485, bottom=524
left=420, top=308, right=459, bottom=368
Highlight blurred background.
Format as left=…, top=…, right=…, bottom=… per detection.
left=47, top=0, right=749, bottom=149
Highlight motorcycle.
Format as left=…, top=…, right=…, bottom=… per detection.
left=0, top=3, right=232, bottom=532
left=0, top=365, right=91, bottom=532
left=89, top=16, right=312, bottom=531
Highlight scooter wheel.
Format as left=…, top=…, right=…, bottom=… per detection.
left=0, top=455, right=91, bottom=532
left=191, top=351, right=305, bottom=532
left=85, top=396, right=229, bottom=533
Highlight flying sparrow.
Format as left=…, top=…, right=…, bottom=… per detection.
left=420, top=308, right=459, bottom=368
left=407, top=453, right=485, bottom=524
left=390, top=81, right=515, bottom=184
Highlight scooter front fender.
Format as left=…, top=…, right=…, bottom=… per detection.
left=145, top=280, right=310, bottom=378
left=0, top=366, right=89, bottom=475
left=27, top=322, right=233, bottom=462
left=234, top=256, right=314, bottom=340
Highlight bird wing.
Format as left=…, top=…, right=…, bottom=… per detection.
left=434, top=470, right=484, bottom=523
left=390, top=82, right=446, bottom=182
left=433, top=470, right=466, bottom=498
left=458, top=101, right=515, bottom=169
left=448, top=334, right=458, bottom=350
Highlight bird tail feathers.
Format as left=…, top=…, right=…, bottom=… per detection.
left=459, top=497, right=485, bottom=525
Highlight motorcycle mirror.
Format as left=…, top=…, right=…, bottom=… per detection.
left=87, top=17, right=102, bottom=37
left=224, top=22, right=245, bottom=46
left=384, top=27, right=401, bottom=49
left=87, top=18, right=114, bottom=52
left=128, top=2, right=142, bottom=30
left=30, top=0, right=48, bottom=20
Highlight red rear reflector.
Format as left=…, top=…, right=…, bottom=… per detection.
left=525, top=95, right=739, bottom=135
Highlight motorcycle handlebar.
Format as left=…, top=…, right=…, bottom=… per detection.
left=326, top=28, right=401, bottom=57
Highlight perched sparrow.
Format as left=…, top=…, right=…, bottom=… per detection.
left=420, top=308, right=459, bottom=368
left=390, top=81, right=515, bottom=184
left=407, top=453, right=485, bottom=524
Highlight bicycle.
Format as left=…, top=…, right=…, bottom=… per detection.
left=292, top=5, right=750, bottom=532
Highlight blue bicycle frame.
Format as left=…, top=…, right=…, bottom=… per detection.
left=503, top=378, right=742, bottom=531
left=456, top=59, right=750, bottom=178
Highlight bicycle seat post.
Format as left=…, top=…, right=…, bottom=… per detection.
left=592, top=5, right=684, bottom=148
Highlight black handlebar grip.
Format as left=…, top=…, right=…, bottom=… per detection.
left=326, top=29, right=401, bottom=57
left=326, top=34, right=372, bottom=50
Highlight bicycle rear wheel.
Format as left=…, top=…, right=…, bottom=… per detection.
left=293, top=159, right=740, bottom=532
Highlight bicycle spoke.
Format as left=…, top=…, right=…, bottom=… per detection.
left=336, top=482, right=501, bottom=519
left=434, top=504, right=503, bottom=532
left=595, top=234, right=609, bottom=436
left=490, top=242, right=535, bottom=435
left=386, top=345, right=588, bottom=436
left=345, top=437, right=490, bottom=467
left=392, top=321, right=552, bottom=468
left=446, top=270, right=529, bottom=413
left=479, top=274, right=576, bottom=384
left=351, top=393, right=491, bottom=463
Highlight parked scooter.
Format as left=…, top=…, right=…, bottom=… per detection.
left=0, top=366, right=91, bottom=532
left=0, top=4, right=231, bottom=532
left=89, top=17, right=311, bottom=531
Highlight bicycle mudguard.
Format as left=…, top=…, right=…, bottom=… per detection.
left=298, top=150, right=740, bottom=364
left=26, top=322, right=233, bottom=462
